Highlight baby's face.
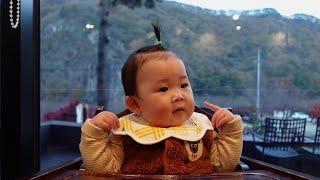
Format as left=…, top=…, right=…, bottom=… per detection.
left=134, top=57, right=195, bottom=127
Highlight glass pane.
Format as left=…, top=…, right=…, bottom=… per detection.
left=40, top=0, right=102, bottom=170
left=41, top=0, right=320, bottom=177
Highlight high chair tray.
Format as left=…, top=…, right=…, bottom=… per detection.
left=51, top=170, right=288, bottom=180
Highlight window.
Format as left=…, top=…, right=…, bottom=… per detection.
left=41, top=1, right=320, bottom=177
left=2, top=0, right=319, bottom=178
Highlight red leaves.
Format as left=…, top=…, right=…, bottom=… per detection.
left=43, top=100, right=79, bottom=121
left=309, top=102, right=320, bottom=118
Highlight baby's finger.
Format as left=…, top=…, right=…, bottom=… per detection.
left=100, top=111, right=117, bottom=120
left=109, top=112, right=119, bottom=121
left=112, top=119, right=120, bottom=129
left=101, top=112, right=118, bottom=124
left=100, top=120, right=112, bottom=131
left=112, top=117, right=120, bottom=129
left=108, top=114, right=120, bottom=129
left=216, top=116, right=230, bottom=128
left=212, top=118, right=217, bottom=128
left=103, top=117, right=119, bottom=130
left=213, top=112, right=225, bottom=128
left=204, top=101, right=221, bottom=112
left=213, top=110, right=225, bottom=122
left=115, top=119, right=120, bottom=129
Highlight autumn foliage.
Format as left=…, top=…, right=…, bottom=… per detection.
left=309, top=102, right=320, bottom=118
left=43, top=100, right=79, bottom=121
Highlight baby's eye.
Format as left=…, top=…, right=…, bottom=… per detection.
left=159, top=87, right=168, bottom=92
left=181, top=83, right=189, bottom=88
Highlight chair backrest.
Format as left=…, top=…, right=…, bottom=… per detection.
left=263, top=117, right=306, bottom=144
left=315, top=117, right=320, bottom=144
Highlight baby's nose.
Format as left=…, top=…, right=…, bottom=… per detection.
left=172, top=90, right=184, bottom=102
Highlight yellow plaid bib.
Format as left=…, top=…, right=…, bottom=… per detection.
left=112, top=112, right=213, bottom=145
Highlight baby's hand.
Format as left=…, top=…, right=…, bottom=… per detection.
left=90, top=111, right=120, bottom=132
left=204, top=101, right=237, bottom=128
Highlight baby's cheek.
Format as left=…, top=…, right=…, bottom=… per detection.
left=147, top=102, right=170, bottom=119
left=187, top=96, right=195, bottom=111
left=157, top=104, right=171, bottom=115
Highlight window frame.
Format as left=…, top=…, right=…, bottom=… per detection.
left=0, top=0, right=40, bottom=179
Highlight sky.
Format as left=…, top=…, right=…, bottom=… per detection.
left=173, top=0, right=320, bottom=18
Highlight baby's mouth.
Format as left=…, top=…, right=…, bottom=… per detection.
left=173, top=108, right=184, bottom=113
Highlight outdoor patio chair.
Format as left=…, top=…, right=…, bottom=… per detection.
left=252, top=117, right=306, bottom=158
left=302, top=117, right=320, bottom=155
left=315, top=117, right=320, bottom=144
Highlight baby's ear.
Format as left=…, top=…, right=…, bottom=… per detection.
left=125, top=96, right=141, bottom=115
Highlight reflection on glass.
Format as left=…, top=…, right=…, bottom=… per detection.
left=40, top=0, right=320, bottom=177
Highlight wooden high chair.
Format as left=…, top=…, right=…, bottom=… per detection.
left=32, top=106, right=251, bottom=179
left=31, top=105, right=312, bottom=179
left=94, top=106, right=249, bottom=172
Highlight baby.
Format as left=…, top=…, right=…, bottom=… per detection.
left=80, top=23, right=243, bottom=175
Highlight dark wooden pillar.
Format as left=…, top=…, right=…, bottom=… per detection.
left=1, top=0, right=40, bottom=178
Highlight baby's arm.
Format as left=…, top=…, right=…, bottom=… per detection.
left=204, top=101, right=243, bottom=172
left=79, top=111, right=124, bottom=173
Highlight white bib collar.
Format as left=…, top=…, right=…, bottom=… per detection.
left=112, top=112, right=213, bottom=145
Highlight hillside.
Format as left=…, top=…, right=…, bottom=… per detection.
left=40, top=0, right=320, bottom=113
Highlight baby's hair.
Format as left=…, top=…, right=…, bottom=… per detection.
left=121, top=22, right=178, bottom=96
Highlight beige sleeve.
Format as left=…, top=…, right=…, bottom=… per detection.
left=209, top=115, right=243, bottom=172
left=79, top=120, right=124, bottom=173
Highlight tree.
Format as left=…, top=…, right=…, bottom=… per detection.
left=309, top=102, right=320, bottom=118
left=97, top=0, right=158, bottom=108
